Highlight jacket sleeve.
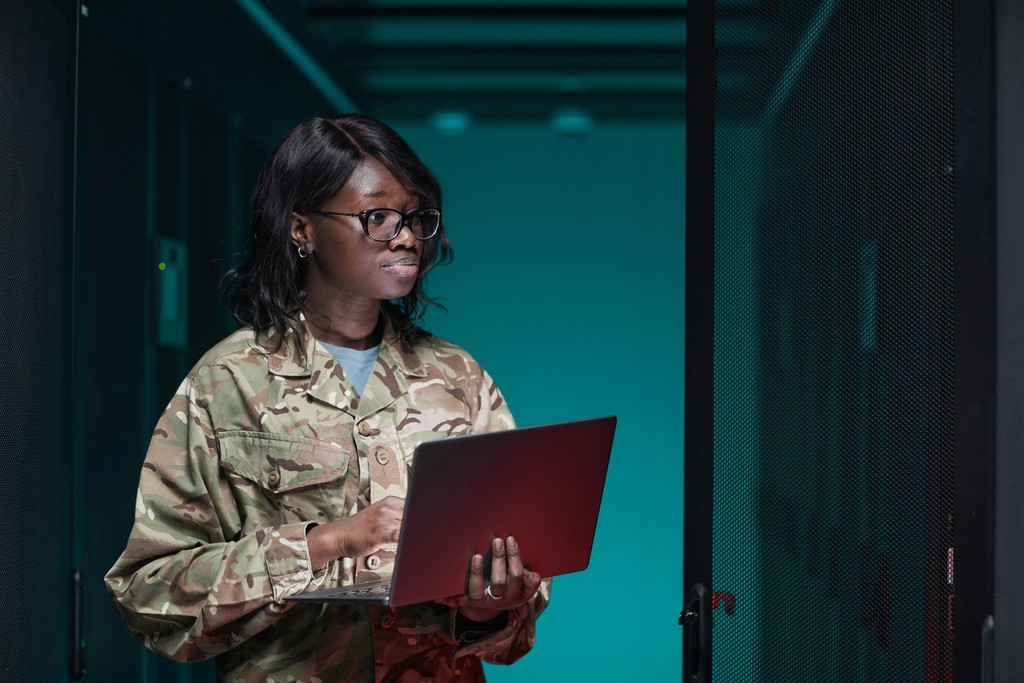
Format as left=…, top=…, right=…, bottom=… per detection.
left=454, top=580, right=552, bottom=665
left=104, top=377, right=323, bottom=662
left=456, top=367, right=551, bottom=665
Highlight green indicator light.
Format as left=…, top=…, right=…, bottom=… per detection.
left=158, top=262, right=167, bottom=271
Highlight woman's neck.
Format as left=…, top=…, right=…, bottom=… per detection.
left=303, top=292, right=383, bottom=350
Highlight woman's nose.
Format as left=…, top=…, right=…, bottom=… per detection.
left=388, top=218, right=418, bottom=248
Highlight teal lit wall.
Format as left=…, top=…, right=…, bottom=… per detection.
left=399, top=121, right=686, bottom=681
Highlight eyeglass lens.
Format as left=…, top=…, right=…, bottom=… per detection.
left=364, top=209, right=440, bottom=241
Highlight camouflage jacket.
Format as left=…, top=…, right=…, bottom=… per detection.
left=105, top=317, right=549, bottom=682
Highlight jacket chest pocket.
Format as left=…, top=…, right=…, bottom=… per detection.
left=217, top=430, right=354, bottom=531
left=389, top=397, right=476, bottom=470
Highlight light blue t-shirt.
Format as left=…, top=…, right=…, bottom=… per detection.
left=318, top=341, right=381, bottom=396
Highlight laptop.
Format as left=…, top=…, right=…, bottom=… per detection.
left=286, top=415, right=617, bottom=608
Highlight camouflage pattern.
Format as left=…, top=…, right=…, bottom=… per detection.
left=105, top=314, right=549, bottom=682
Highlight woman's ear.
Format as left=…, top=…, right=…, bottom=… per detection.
left=290, top=212, right=313, bottom=253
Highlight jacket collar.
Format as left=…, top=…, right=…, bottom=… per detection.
left=260, top=313, right=429, bottom=417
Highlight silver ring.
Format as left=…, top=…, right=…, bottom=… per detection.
left=485, top=584, right=504, bottom=600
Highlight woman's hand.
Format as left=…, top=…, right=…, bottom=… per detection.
left=439, top=536, right=543, bottom=622
left=307, top=496, right=404, bottom=568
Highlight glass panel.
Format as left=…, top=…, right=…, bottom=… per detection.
left=713, top=0, right=954, bottom=680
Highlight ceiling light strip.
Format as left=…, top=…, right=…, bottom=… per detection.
left=234, top=0, right=358, bottom=113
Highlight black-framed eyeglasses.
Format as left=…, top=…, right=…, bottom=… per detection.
left=313, top=208, right=441, bottom=242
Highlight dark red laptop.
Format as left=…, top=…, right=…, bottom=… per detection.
left=287, top=416, right=617, bottom=607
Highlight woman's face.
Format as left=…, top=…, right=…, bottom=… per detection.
left=294, top=158, right=424, bottom=304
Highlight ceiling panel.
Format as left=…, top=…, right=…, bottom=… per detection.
left=259, top=0, right=777, bottom=127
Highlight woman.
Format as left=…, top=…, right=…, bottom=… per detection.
left=105, top=115, right=548, bottom=682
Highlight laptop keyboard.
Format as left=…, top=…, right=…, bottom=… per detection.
left=323, top=581, right=392, bottom=599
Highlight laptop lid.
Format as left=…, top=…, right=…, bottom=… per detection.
left=388, top=415, right=617, bottom=607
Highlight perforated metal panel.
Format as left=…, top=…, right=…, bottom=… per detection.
left=0, top=0, right=73, bottom=678
left=711, top=0, right=954, bottom=680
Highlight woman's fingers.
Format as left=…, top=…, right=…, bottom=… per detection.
left=467, top=553, right=486, bottom=601
left=504, top=536, right=524, bottom=600
left=488, top=538, right=507, bottom=599
left=309, top=496, right=409, bottom=567
left=520, top=568, right=541, bottom=601
left=328, top=496, right=405, bottom=559
left=446, top=536, right=541, bottom=621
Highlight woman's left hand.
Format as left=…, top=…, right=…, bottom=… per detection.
left=438, top=535, right=543, bottom=622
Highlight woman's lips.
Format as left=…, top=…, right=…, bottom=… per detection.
left=382, top=257, right=419, bottom=277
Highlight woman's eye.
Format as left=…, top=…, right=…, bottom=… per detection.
left=366, top=210, right=390, bottom=226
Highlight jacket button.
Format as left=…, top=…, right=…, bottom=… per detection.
left=358, top=422, right=371, bottom=436
left=375, top=448, right=390, bottom=466
left=267, top=470, right=281, bottom=487
left=366, top=555, right=381, bottom=569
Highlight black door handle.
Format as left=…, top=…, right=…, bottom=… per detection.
left=71, top=569, right=85, bottom=680
left=682, top=583, right=709, bottom=683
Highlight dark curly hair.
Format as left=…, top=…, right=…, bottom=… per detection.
left=224, top=115, right=453, bottom=349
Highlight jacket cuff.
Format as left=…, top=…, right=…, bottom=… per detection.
left=264, top=522, right=320, bottom=602
left=450, top=609, right=509, bottom=646
left=452, top=598, right=535, bottom=661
